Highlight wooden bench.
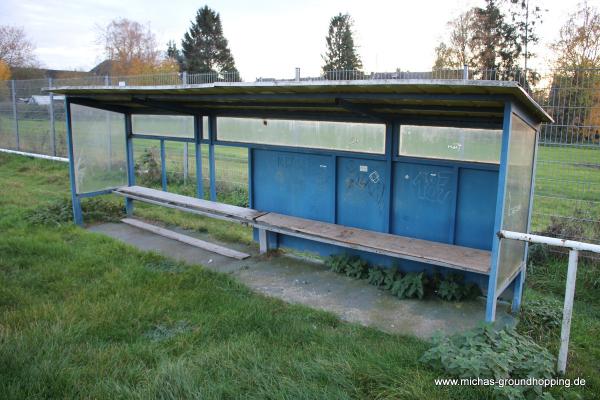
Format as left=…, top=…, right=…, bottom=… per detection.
left=114, top=186, right=491, bottom=275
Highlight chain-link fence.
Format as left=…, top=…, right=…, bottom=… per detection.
left=0, top=68, right=598, bottom=251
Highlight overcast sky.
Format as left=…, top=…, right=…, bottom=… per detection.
left=0, top=0, right=593, bottom=79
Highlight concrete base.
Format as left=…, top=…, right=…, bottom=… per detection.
left=88, top=222, right=514, bottom=339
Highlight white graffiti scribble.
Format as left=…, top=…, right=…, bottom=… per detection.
left=369, top=170, right=380, bottom=184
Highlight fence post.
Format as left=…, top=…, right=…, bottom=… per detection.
left=183, top=142, right=189, bottom=184
left=104, top=75, right=112, bottom=169
left=463, top=64, right=469, bottom=80
left=48, top=78, right=57, bottom=156
left=182, top=71, right=188, bottom=85
left=295, top=68, right=301, bottom=81
left=558, top=249, right=579, bottom=374
left=11, top=80, right=19, bottom=150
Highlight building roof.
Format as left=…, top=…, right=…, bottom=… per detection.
left=47, top=79, right=553, bottom=126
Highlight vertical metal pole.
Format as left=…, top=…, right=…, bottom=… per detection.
left=558, top=249, right=578, bottom=374
left=160, top=139, right=167, bottom=191
left=48, top=78, right=56, bottom=156
left=486, top=102, right=513, bottom=322
left=65, top=99, right=82, bottom=225
left=194, top=115, right=203, bottom=199
left=183, top=142, right=189, bottom=185
left=124, top=113, right=135, bottom=216
left=208, top=115, right=217, bottom=201
left=11, top=80, right=19, bottom=150
left=105, top=75, right=112, bottom=170
left=295, top=68, right=301, bottom=81
left=463, top=64, right=469, bottom=80
left=512, top=128, right=540, bottom=313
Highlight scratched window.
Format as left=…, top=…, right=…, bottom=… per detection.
left=216, top=117, right=385, bottom=154
left=71, top=104, right=127, bottom=194
left=399, top=125, right=502, bottom=163
left=132, top=115, right=194, bottom=138
left=496, top=115, right=536, bottom=291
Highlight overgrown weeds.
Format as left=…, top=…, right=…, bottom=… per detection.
left=324, top=254, right=481, bottom=301
left=26, top=197, right=124, bottom=226
left=421, top=325, right=556, bottom=399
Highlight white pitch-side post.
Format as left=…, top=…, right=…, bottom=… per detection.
left=498, top=230, right=600, bottom=374
left=558, top=249, right=578, bottom=374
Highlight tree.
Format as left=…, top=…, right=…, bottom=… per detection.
left=322, top=13, right=362, bottom=77
left=166, top=40, right=184, bottom=72
left=0, top=25, right=39, bottom=68
left=181, top=6, right=238, bottom=76
left=433, top=10, right=477, bottom=70
left=433, top=0, right=543, bottom=85
left=0, top=60, right=10, bottom=80
left=98, top=18, right=178, bottom=76
left=548, top=3, right=600, bottom=144
left=552, top=2, right=600, bottom=70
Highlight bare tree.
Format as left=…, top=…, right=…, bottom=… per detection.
left=552, top=2, right=600, bottom=70
left=0, top=25, right=39, bottom=68
left=433, top=10, right=477, bottom=69
left=98, top=18, right=177, bottom=76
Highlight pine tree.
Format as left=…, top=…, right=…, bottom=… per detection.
left=181, top=6, right=237, bottom=76
left=166, top=40, right=183, bottom=72
left=322, top=13, right=362, bottom=78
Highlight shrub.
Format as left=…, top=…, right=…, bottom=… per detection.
left=517, top=298, right=562, bottom=343
left=135, top=148, right=161, bottom=186
left=391, top=272, right=427, bottom=299
left=367, top=267, right=386, bottom=287
left=345, top=257, right=369, bottom=279
left=382, top=267, right=401, bottom=290
left=26, top=197, right=125, bottom=226
left=435, top=273, right=481, bottom=301
left=421, top=325, right=556, bottom=399
left=325, top=254, right=351, bottom=274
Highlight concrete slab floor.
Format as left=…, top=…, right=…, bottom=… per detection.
left=88, top=221, right=514, bottom=339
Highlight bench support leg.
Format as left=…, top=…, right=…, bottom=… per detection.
left=259, top=228, right=269, bottom=254
left=511, top=266, right=526, bottom=313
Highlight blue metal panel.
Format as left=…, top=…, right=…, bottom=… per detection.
left=160, top=139, right=167, bottom=191
left=336, top=157, right=387, bottom=232
left=454, top=168, right=498, bottom=250
left=391, top=162, right=456, bottom=243
left=208, top=115, right=217, bottom=201
left=486, top=102, right=513, bottom=322
left=252, top=149, right=333, bottom=221
left=65, top=98, right=82, bottom=225
left=124, top=113, right=135, bottom=216
left=193, top=115, right=203, bottom=199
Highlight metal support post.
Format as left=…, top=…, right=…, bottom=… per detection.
left=65, top=99, right=82, bottom=225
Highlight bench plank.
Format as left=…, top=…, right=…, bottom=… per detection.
left=122, top=218, right=250, bottom=260
left=254, top=213, right=491, bottom=275
left=114, top=186, right=266, bottom=223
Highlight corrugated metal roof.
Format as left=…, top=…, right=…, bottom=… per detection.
left=46, top=79, right=553, bottom=124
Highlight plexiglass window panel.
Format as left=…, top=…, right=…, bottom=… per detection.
left=496, top=115, right=536, bottom=291
left=132, top=115, right=194, bottom=138
left=217, top=117, right=386, bottom=154
left=399, top=125, right=502, bottom=163
left=71, top=104, right=127, bottom=193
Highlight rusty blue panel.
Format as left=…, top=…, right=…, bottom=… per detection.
left=252, top=149, right=333, bottom=221
left=455, top=168, right=498, bottom=250
left=336, top=157, right=387, bottom=232
left=391, top=162, right=456, bottom=243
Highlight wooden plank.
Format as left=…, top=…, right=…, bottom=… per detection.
left=254, top=213, right=490, bottom=275
left=121, top=218, right=250, bottom=260
left=114, top=186, right=266, bottom=222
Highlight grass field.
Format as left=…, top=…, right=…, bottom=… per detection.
left=1, top=153, right=600, bottom=398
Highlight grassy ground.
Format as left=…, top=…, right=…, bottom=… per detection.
left=1, top=154, right=600, bottom=398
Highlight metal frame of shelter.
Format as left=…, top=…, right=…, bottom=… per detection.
left=50, top=79, right=553, bottom=322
